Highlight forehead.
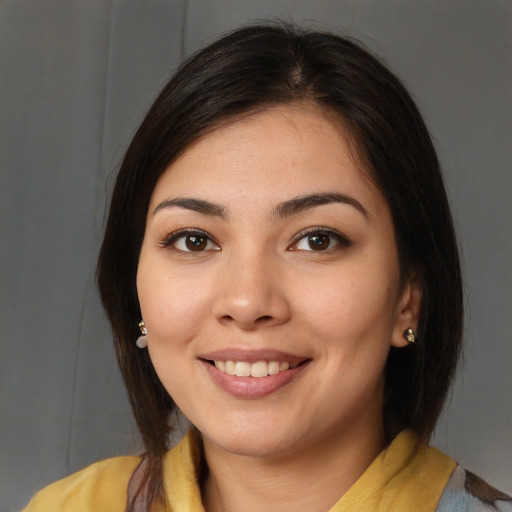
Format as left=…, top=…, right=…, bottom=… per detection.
left=149, top=104, right=385, bottom=216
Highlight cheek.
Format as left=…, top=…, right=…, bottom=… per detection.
left=137, top=261, right=209, bottom=402
left=137, top=254, right=210, bottom=350
left=295, top=265, right=398, bottom=344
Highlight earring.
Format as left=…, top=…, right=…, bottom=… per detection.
left=136, top=320, right=148, bottom=349
left=403, top=327, right=417, bottom=344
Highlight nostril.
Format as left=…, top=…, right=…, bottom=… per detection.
left=257, top=315, right=273, bottom=322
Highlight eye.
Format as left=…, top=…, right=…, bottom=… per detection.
left=162, top=229, right=220, bottom=252
left=291, top=228, right=351, bottom=252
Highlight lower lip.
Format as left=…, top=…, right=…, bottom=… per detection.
left=201, top=360, right=309, bottom=399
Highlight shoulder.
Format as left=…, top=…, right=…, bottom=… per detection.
left=436, top=465, right=512, bottom=512
left=23, top=455, right=141, bottom=512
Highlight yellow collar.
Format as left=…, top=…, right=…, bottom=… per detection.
left=164, top=429, right=205, bottom=512
left=330, top=430, right=456, bottom=511
left=163, top=429, right=456, bottom=512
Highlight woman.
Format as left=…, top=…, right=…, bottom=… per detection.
left=24, top=23, right=511, bottom=512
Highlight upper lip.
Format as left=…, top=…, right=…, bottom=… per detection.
left=199, top=348, right=309, bottom=364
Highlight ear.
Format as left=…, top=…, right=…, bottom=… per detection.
left=391, top=275, right=422, bottom=348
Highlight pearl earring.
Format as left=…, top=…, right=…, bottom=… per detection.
left=136, top=320, right=148, bottom=349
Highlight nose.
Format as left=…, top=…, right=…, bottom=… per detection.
left=212, top=250, right=291, bottom=330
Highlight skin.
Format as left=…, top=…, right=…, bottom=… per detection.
left=137, top=104, right=421, bottom=512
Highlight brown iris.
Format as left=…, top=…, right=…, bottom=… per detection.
left=308, top=233, right=330, bottom=250
left=185, top=234, right=208, bottom=251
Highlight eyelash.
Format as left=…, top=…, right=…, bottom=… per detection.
left=160, top=226, right=351, bottom=254
left=290, top=227, right=352, bottom=252
left=160, top=228, right=220, bottom=252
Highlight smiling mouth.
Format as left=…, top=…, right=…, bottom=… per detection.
left=201, top=356, right=310, bottom=398
left=205, top=359, right=304, bottom=378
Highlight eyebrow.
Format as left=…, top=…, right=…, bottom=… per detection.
left=274, top=193, right=369, bottom=219
left=152, top=197, right=226, bottom=218
left=152, top=192, right=368, bottom=220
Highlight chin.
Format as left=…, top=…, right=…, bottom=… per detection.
left=199, top=420, right=303, bottom=459
left=216, top=436, right=295, bottom=459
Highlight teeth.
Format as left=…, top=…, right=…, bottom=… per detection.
left=234, top=361, right=251, bottom=377
left=225, top=360, right=236, bottom=376
left=214, top=360, right=226, bottom=372
left=268, top=361, right=280, bottom=375
left=250, top=361, right=268, bottom=377
left=212, top=359, right=300, bottom=377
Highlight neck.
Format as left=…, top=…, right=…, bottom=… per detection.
left=201, top=421, right=385, bottom=512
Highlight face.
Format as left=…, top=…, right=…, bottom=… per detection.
left=137, top=104, right=419, bottom=460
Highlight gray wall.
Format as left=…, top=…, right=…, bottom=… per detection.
left=1, top=1, right=510, bottom=510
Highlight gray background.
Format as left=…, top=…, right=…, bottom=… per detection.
left=1, top=1, right=510, bottom=510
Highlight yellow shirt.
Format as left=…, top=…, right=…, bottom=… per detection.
left=23, top=429, right=456, bottom=512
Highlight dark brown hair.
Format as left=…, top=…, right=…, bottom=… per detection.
left=97, top=22, right=463, bottom=510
